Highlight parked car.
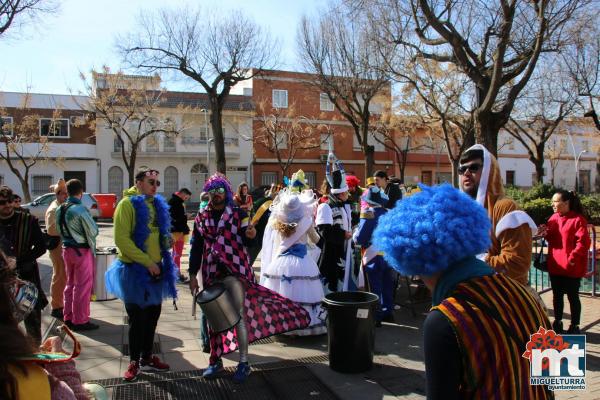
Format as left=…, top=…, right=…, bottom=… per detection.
left=22, top=193, right=99, bottom=222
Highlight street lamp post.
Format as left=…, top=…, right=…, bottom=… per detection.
left=207, top=138, right=214, bottom=176
left=575, top=149, right=587, bottom=192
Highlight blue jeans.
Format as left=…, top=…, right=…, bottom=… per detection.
left=200, top=312, right=209, bottom=347
left=365, top=256, right=397, bottom=321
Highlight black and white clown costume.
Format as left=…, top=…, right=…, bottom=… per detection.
left=316, top=152, right=363, bottom=293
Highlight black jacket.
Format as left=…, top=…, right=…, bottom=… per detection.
left=385, top=182, right=402, bottom=209
left=168, top=194, right=190, bottom=234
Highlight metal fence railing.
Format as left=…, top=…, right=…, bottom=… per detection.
left=530, top=224, right=597, bottom=297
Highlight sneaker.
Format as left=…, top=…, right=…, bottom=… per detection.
left=71, top=322, right=99, bottom=331
left=202, top=344, right=210, bottom=353
left=567, top=325, right=581, bottom=334
left=202, top=359, right=224, bottom=379
left=123, top=361, right=140, bottom=382
left=178, top=275, right=190, bottom=284
left=140, top=355, right=170, bottom=371
left=232, top=362, right=251, bottom=384
left=50, top=308, right=64, bottom=320
left=552, top=320, right=564, bottom=334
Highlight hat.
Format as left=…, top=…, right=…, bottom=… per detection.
left=363, top=186, right=388, bottom=207
left=325, top=153, right=348, bottom=195
left=365, top=177, right=376, bottom=187
left=270, top=188, right=316, bottom=224
left=373, top=184, right=491, bottom=276
left=288, top=170, right=309, bottom=192
left=203, top=173, right=233, bottom=205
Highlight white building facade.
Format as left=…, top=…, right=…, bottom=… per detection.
left=95, top=91, right=254, bottom=200
left=0, top=92, right=99, bottom=200
left=497, top=119, right=598, bottom=192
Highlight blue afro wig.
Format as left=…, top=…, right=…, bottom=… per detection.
left=373, top=184, right=491, bottom=276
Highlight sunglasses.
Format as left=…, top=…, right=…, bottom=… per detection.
left=0, top=199, right=12, bottom=206
left=458, top=163, right=483, bottom=175
left=148, top=179, right=161, bottom=187
left=209, top=187, right=226, bottom=195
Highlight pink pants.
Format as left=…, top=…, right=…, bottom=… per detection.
left=62, top=247, right=94, bottom=325
left=171, top=233, right=185, bottom=272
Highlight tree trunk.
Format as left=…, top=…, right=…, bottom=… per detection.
left=19, top=170, right=32, bottom=203
left=210, top=99, right=226, bottom=174
left=451, top=158, right=460, bottom=188
left=475, top=111, right=505, bottom=157
left=397, top=151, right=408, bottom=183
left=364, top=145, right=375, bottom=180
left=596, top=162, right=600, bottom=192
left=535, top=144, right=545, bottom=184
left=127, top=149, right=138, bottom=188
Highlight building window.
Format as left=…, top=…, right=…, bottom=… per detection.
left=261, top=172, right=278, bottom=186
left=113, top=136, right=123, bottom=152
left=39, top=118, right=69, bottom=138
left=320, top=93, right=334, bottom=111
left=305, top=171, right=317, bottom=189
left=164, top=135, right=176, bottom=152
left=108, top=166, right=124, bottom=198
left=582, top=140, right=590, bottom=152
left=1, top=116, right=13, bottom=136
left=146, top=135, right=159, bottom=152
left=321, top=133, right=332, bottom=150
left=506, top=137, right=515, bottom=150
left=32, top=175, right=52, bottom=197
left=506, top=170, right=515, bottom=186
left=272, top=89, right=288, bottom=109
left=199, top=125, right=209, bottom=141
left=164, top=166, right=179, bottom=195
left=274, top=132, right=287, bottom=149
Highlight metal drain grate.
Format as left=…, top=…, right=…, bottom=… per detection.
left=250, top=336, right=275, bottom=345
left=110, top=366, right=339, bottom=400
left=122, top=342, right=161, bottom=356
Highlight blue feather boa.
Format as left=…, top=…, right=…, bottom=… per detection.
left=105, top=193, right=178, bottom=306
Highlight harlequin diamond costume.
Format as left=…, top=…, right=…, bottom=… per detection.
left=316, top=153, right=362, bottom=293
left=260, top=179, right=326, bottom=336
left=194, top=174, right=310, bottom=382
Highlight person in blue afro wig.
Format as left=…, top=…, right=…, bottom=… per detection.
left=373, top=183, right=551, bottom=399
left=373, top=183, right=491, bottom=276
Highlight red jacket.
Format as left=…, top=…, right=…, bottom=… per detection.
left=545, top=211, right=591, bottom=278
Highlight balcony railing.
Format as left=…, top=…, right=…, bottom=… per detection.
left=181, top=136, right=239, bottom=146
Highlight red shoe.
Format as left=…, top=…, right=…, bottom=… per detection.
left=123, top=361, right=140, bottom=382
left=140, top=355, right=170, bottom=371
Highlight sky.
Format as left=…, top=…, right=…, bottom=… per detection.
left=0, top=0, right=323, bottom=95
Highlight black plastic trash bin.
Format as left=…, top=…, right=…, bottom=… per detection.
left=322, top=291, right=379, bottom=373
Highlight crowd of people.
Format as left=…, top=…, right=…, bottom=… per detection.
left=0, top=144, right=593, bottom=398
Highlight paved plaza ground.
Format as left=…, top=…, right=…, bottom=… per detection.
left=34, top=223, right=600, bottom=399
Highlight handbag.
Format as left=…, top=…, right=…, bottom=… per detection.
left=44, top=230, right=61, bottom=251
left=533, top=239, right=548, bottom=272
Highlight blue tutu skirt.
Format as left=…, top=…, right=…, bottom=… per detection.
left=105, top=258, right=177, bottom=307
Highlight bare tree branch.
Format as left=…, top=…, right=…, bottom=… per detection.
left=119, top=6, right=279, bottom=173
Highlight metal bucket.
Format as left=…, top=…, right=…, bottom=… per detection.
left=94, top=248, right=117, bottom=301
left=195, top=283, right=240, bottom=333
